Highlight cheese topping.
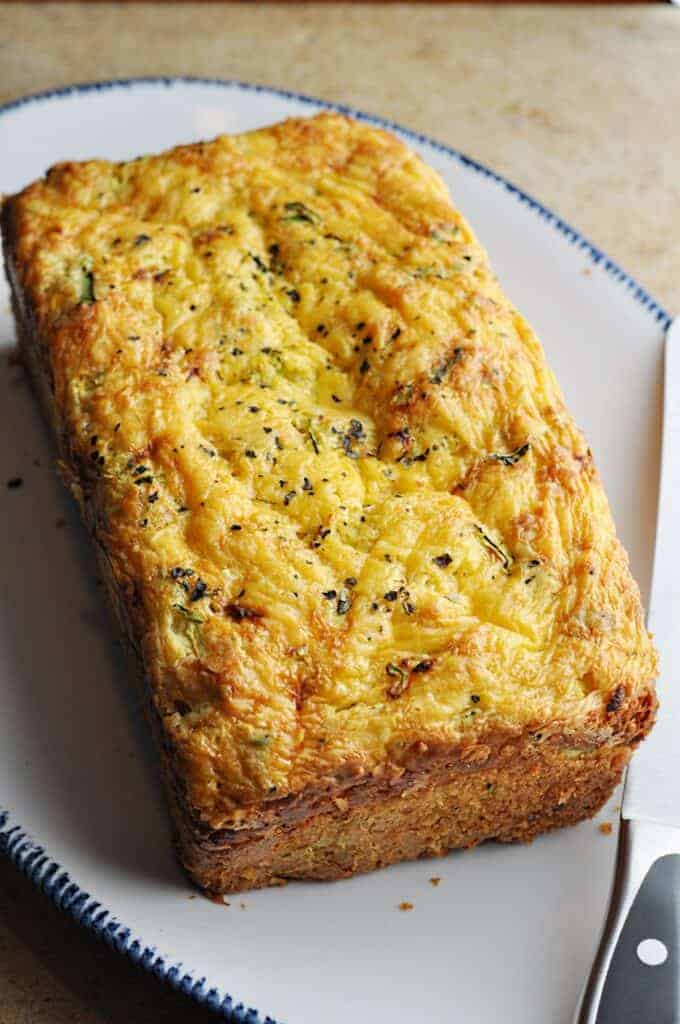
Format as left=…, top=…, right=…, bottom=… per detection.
left=11, top=114, right=656, bottom=825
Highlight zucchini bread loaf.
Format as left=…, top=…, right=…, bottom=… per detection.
left=2, top=113, right=657, bottom=893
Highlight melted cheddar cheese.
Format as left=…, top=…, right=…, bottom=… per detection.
left=8, top=114, right=657, bottom=827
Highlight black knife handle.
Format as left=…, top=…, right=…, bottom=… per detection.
left=576, top=820, right=680, bottom=1024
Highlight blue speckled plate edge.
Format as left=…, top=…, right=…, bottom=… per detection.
left=0, top=75, right=671, bottom=1024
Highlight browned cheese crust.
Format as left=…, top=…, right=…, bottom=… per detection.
left=1, top=114, right=657, bottom=893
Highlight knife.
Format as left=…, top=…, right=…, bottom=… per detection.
left=576, top=318, right=680, bottom=1023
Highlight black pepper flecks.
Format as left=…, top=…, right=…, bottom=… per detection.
left=190, top=579, right=208, bottom=602
left=606, top=685, right=626, bottom=714
left=171, top=567, right=194, bottom=580
left=225, top=603, right=263, bottom=622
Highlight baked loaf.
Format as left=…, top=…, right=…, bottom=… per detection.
left=2, top=113, right=658, bottom=893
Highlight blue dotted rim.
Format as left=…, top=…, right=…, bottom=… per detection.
left=0, top=76, right=672, bottom=1024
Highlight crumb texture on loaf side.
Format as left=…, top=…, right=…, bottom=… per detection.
left=2, top=113, right=657, bottom=844
left=178, top=738, right=636, bottom=893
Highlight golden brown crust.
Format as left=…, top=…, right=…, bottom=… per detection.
left=1, top=113, right=658, bottom=892
left=175, top=736, right=641, bottom=893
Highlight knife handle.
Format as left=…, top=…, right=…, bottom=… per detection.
left=576, top=819, right=680, bottom=1023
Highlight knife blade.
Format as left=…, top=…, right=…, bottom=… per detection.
left=576, top=318, right=680, bottom=1023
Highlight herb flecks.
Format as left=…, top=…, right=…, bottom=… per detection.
left=490, top=442, right=530, bottom=467
left=431, top=348, right=463, bottom=384
left=172, top=603, right=203, bottom=624
left=80, top=260, right=96, bottom=304
left=475, top=525, right=513, bottom=573
left=307, top=426, right=320, bottom=454
left=386, top=663, right=409, bottom=699
left=392, top=382, right=414, bottom=408
left=336, top=418, right=366, bottom=460
left=281, top=201, right=321, bottom=225
left=250, top=253, right=269, bottom=275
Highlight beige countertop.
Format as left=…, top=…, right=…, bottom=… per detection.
left=0, top=4, right=678, bottom=1022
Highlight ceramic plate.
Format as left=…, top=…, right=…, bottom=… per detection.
left=0, top=79, right=670, bottom=1024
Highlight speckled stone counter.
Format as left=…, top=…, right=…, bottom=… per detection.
left=0, top=5, right=678, bottom=1022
